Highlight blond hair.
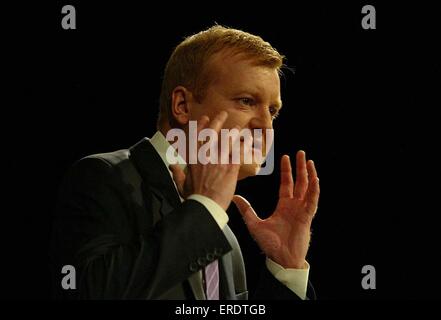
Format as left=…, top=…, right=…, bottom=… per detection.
left=157, top=25, right=284, bottom=128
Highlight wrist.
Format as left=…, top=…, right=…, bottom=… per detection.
left=272, top=257, right=307, bottom=269
left=191, top=193, right=230, bottom=211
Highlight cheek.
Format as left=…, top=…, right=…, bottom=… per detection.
left=220, top=118, right=246, bottom=131
left=192, top=103, right=222, bottom=121
left=194, top=98, right=251, bottom=127
left=222, top=108, right=252, bottom=129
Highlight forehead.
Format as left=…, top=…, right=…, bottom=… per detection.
left=207, top=52, right=281, bottom=96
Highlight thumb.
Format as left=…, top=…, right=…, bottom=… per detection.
left=232, top=195, right=260, bottom=226
left=169, top=164, right=186, bottom=197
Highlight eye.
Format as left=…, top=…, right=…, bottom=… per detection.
left=269, top=106, right=280, bottom=119
left=238, top=98, right=255, bottom=106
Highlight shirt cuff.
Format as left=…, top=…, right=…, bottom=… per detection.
left=187, top=194, right=229, bottom=230
left=266, top=258, right=310, bottom=300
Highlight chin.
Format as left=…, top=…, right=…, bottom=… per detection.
left=237, top=163, right=261, bottom=180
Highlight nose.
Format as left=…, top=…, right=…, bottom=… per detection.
left=249, top=107, right=273, bottom=131
left=246, top=108, right=273, bottom=154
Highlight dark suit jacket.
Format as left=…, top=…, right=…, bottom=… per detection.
left=51, top=138, right=314, bottom=299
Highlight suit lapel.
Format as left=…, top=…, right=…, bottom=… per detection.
left=129, top=138, right=205, bottom=299
left=129, top=138, right=181, bottom=216
left=128, top=137, right=246, bottom=300
left=218, top=225, right=238, bottom=300
left=219, top=225, right=248, bottom=300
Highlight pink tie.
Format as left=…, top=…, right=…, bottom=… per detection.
left=204, top=260, right=219, bottom=300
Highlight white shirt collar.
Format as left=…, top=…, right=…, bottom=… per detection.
left=149, top=130, right=187, bottom=175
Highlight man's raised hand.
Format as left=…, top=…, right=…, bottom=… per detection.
left=232, top=151, right=320, bottom=269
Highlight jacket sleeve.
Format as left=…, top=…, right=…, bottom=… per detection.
left=51, top=157, right=232, bottom=299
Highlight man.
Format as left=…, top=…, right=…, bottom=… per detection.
left=51, top=25, right=320, bottom=300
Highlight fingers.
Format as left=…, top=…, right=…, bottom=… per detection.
left=305, top=160, right=320, bottom=215
left=209, top=111, right=228, bottom=133
left=197, top=115, right=210, bottom=132
left=307, top=159, right=318, bottom=181
left=293, top=150, right=308, bottom=199
left=232, top=195, right=261, bottom=226
left=279, top=155, right=294, bottom=198
left=196, top=116, right=212, bottom=164
left=202, top=111, right=229, bottom=164
left=169, top=164, right=186, bottom=197
left=196, top=115, right=210, bottom=151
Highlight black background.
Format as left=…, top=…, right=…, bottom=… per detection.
left=3, top=2, right=440, bottom=300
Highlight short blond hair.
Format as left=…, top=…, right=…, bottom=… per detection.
left=157, top=25, right=284, bottom=128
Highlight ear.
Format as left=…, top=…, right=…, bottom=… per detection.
left=170, top=86, right=193, bottom=126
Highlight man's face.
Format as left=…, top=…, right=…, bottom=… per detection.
left=188, top=53, right=282, bottom=180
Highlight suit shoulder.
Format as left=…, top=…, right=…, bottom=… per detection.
left=82, top=149, right=130, bottom=167
left=73, top=149, right=130, bottom=173
left=62, top=149, right=130, bottom=189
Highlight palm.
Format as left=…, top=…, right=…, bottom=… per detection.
left=233, top=151, right=320, bottom=269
